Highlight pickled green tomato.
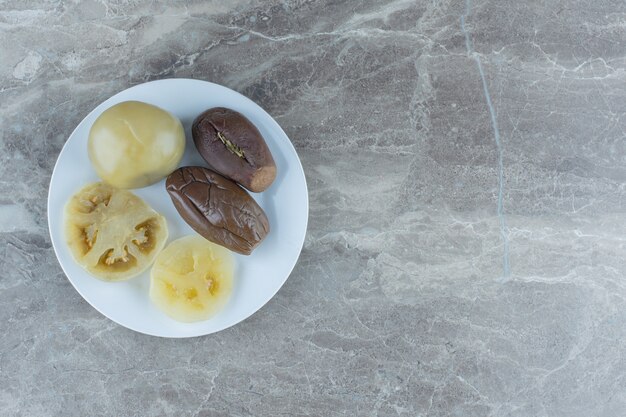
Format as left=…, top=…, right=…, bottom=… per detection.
left=88, top=101, right=185, bottom=189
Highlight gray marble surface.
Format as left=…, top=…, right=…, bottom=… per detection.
left=1, top=0, right=626, bottom=416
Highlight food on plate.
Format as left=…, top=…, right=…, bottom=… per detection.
left=88, top=101, right=185, bottom=189
left=192, top=107, right=276, bottom=192
left=150, top=235, right=234, bottom=322
left=64, top=182, right=168, bottom=281
left=165, top=166, right=270, bottom=255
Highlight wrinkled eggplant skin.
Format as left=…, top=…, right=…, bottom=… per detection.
left=192, top=108, right=276, bottom=193
left=166, top=166, right=270, bottom=255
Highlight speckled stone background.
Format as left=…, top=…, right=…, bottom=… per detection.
left=2, top=1, right=626, bottom=416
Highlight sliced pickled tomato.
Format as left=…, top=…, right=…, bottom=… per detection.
left=64, top=182, right=168, bottom=281
left=150, top=235, right=234, bottom=322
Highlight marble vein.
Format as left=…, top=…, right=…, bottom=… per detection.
left=460, top=0, right=511, bottom=279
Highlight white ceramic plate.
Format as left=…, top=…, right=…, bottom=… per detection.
left=48, top=79, right=308, bottom=338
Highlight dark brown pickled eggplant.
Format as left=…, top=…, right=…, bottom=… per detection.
left=192, top=107, right=276, bottom=192
left=166, top=166, right=270, bottom=255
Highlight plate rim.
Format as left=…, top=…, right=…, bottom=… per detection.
left=47, top=78, right=309, bottom=338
